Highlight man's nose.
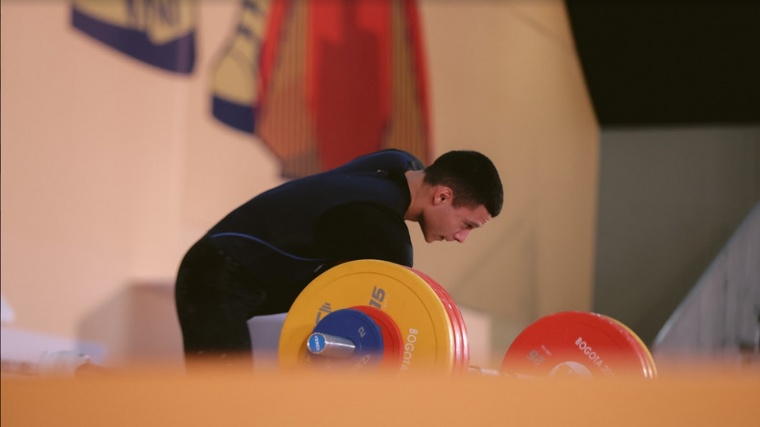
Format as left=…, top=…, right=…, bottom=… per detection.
left=454, top=229, right=471, bottom=243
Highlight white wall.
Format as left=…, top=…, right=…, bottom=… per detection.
left=1, top=1, right=283, bottom=339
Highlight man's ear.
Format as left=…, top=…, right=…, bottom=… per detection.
left=433, top=187, right=453, bottom=205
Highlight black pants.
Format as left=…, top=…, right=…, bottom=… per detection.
left=174, top=235, right=267, bottom=370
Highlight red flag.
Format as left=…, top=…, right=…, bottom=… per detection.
left=258, top=0, right=432, bottom=178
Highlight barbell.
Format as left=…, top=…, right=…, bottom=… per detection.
left=278, top=260, right=657, bottom=378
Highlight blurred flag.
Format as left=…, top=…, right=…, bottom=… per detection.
left=212, top=0, right=432, bottom=178
left=211, top=0, right=271, bottom=134
left=71, top=0, right=197, bottom=74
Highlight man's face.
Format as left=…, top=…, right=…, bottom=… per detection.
left=419, top=192, right=492, bottom=243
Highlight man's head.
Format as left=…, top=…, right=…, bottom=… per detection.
left=417, top=150, right=503, bottom=243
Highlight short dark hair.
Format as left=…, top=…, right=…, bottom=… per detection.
left=423, top=150, right=503, bottom=217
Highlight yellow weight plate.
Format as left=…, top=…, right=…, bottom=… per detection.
left=279, top=260, right=455, bottom=374
left=602, top=315, right=658, bottom=379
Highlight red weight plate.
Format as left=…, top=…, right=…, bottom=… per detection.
left=430, top=281, right=469, bottom=374
left=501, top=312, right=653, bottom=379
left=406, top=269, right=460, bottom=370
left=351, top=305, right=404, bottom=372
left=406, top=269, right=462, bottom=372
left=408, top=268, right=469, bottom=374
left=441, top=291, right=469, bottom=374
left=427, top=282, right=464, bottom=372
left=425, top=274, right=469, bottom=374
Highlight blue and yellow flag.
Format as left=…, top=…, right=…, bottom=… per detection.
left=72, top=0, right=197, bottom=74
left=211, top=0, right=270, bottom=134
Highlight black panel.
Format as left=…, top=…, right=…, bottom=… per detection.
left=566, top=1, right=760, bottom=126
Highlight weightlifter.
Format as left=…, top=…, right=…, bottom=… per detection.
left=174, top=149, right=503, bottom=370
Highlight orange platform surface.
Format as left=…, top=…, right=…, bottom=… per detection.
left=2, top=366, right=759, bottom=427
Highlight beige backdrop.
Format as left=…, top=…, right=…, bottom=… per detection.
left=1, top=0, right=598, bottom=364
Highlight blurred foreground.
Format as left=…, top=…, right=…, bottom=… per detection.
left=2, top=358, right=758, bottom=427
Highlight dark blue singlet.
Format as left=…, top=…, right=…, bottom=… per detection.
left=179, top=149, right=424, bottom=316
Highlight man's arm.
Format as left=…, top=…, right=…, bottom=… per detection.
left=314, top=202, right=413, bottom=267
